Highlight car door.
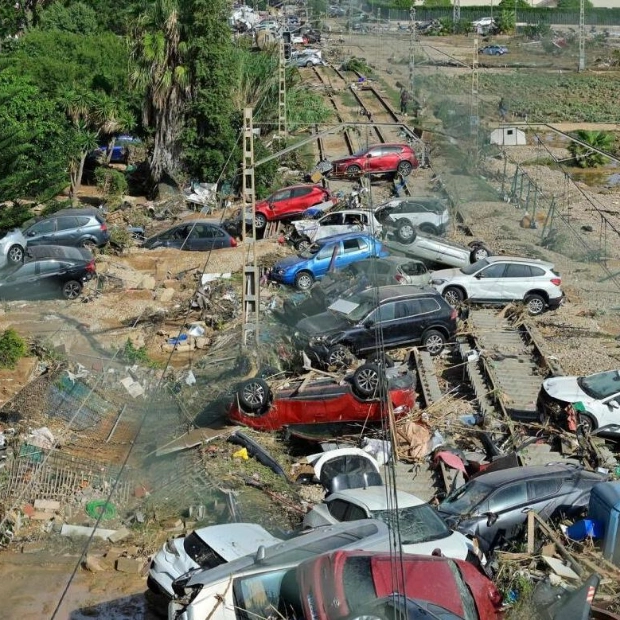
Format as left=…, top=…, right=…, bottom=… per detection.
left=476, top=482, right=529, bottom=549
left=379, top=146, right=401, bottom=172
left=25, top=219, right=56, bottom=246
left=54, top=216, right=80, bottom=245
left=374, top=300, right=406, bottom=348
left=468, top=262, right=507, bottom=301
left=525, top=477, right=565, bottom=520
left=269, top=187, right=295, bottom=217
left=316, top=213, right=345, bottom=239
left=334, top=237, right=369, bottom=270
left=398, top=261, right=431, bottom=286
left=502, top=263, right=534, bottom=301
left=291, top=186, right=315, bottom=213
left=311, top=241, right=342, bottom=279
left=36, top=259, right=66, bottom=295
left=363, top=147, right=384, bottom=174
left=0, top=261, right=39, bottom=299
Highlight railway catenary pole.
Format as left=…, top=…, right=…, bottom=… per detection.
left=453, top=0, right=460, bottom=32
left=409, top=7, right=416, bottom=100
left=470, top=37, right=480, bottom=151
left=278, top=38, right=287, bottom=137
left=579, top=0, right=586, bottom=71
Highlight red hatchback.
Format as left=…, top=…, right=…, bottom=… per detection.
left=298, top=550, right=503, bottom=620
left=329, top=143, right=419, bottom=179
left=254, top=184, right=333, bottom=229
left=228, top=363, right=416, bottom=432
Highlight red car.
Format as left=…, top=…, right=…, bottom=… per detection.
left=329, top=143, right=419, bottom=179
left=228, top=363, right=416, bottom=432
left=298, top=550, right=503, bottom=620
left=254, top=184, right=333, bottom=229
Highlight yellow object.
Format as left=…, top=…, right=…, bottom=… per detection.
left=232, top=447, right=249, bottom=460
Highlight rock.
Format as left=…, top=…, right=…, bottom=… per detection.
left=33, top=499, right=60, bottom=512
left=108, top=527, right=131, bottom=543
left=84, top=554, right=106, bottom=572
left=140, top=276, right=156, bottom=290
left=158, top=288, right=175, bottom=303
left=163, top=279, right=180, bottom=289
left=21, top=541, right=45, bottom=554
left=115, top=557, right=144, bottom=574
left=194, top=337, right=210, bottom=349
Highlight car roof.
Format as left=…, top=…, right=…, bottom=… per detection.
left=483, top=256, right=554, bottom=269
left=273, top=184, right=322, bottom=191
left=357, top=284, right=440, bottom=302
left=317, top=231, right=376, bottom=244
left=328, top=486, right=425, bottom=510
left=471, top=464, right=591, bottom=487
left=50, top=208, right=105, bottom=218
left=25, top=245, right=92, bottom=261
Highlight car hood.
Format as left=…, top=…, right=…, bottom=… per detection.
left=402, top=531, right=469, bottom=561
left=293, top=220, right=319, bottom=235
left=274, top=254, right=309, bottom=271
left=297, top=311, right=352, bottom=337
left=430, top=267, right=462, bottom=281
left=542, top=375, right=587, bottom=403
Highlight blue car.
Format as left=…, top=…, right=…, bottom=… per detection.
left=91, top=135, right=142, bottom=164
left=270, top=232, right=388, bottom=291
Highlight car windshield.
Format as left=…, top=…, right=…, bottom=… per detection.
left=329, top=294, right=376, bottom=322
left=371, top=504, right=450, bottom=545
left=439, top=481, right=494, bottom=516
left=183, top=532, right=228, bottom=568
left=461, top=258, right=490, bottom=275
left=579, top=369, right=620, bottom=399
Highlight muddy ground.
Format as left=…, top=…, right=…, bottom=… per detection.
left=1, top=31, right=620, bottom=619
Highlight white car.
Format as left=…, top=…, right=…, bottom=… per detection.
left=374, top=196, right=450, bottom=239
left=147, top=523, right=281, bottom=599
left=538, top=369, right=620, bottom=433
left=431, top=256, right=564, bottom=315
left=169, top=520, right=392, bottom=620
left=290, top=209, right=383, bottom=251
left=302, top=448, right=472, bottom=561
left=472, top=16, right=495, bottom=28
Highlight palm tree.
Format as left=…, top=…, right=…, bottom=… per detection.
left=130, top=0, right=189, bottom=189
left=568, top=130, right=615, bottom=168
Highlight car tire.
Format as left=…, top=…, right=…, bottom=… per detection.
left=443, top=287, right=465, bottom=306
left=397, top=161, right=413, bottom=177
left=418, top=223, right=438, bottom=235
left=237, top=377, right=271, bottom=413
left=525, top=294, right=546, bottom=316
left=346, top=164, right=362, bottom=178
left=395, top=218, right=416, bottom=244
left=62, top=280, right=83, bottom=300
left=81, top=239, right=97, bottom=250
left=294, top=237, right=312, bottom=253
left=353, top=363, right=383, bottom=399
left=366, top=352, right=395, bottom=368
left=422, top=329, right=446, bottom=356
left=469, top=244, right=491, bottom=263
left=295, top=271, right=314, bottom=291
left=7, top=244, right=24, bottom=265
left=326, top=344, right=351, bottom=367
left=578, top=413, right=596, bottom=433
left=305, top=61, right=313, bottom=67
left=255, top=213, right=267, bottom=229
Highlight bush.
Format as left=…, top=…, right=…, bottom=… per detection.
left=94, top=167, right=128, bottom=197
left=0, top=329, right=27, bottom=369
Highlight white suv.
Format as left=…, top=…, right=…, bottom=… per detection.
left=374, top=196, right=450, bottom=240
left=431, top=256, right=564, bottom=315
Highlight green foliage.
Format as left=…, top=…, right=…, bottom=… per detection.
left=393, top=0, right=413, bottom=7
left=0, top=202, right=34, bottom=232
left=108, top=225, right=132, bottom=249
left=423, top=0, right=451, bottom=6
left=94, top=167, right=128, bottom=196
left=0, top=329, right=27, bottom=370
left=341, top=57, right=373, bottom=74
left=558, top=0, right=593, bottom=7
left=451, top=18, right=471, bottom=34
left=121, top=338, right=160, bottom=368
left=286, top=87, right=333, bottom=133
left=498, top=0, right=530, bottom=8
left=522, top=22, right=551, bottom=40
left=568, top=130, right=614, bottom=168
left=39, top=2, right=100, bottom=34
left=496, top=10, right=515, bottom=33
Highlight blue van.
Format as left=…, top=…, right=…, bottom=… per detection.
left=269, top=232, right=388, bottom=291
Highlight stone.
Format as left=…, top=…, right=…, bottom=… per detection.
left=140, top=276, right=156, bottom=290
left=33, top=499, right=61, bottom=512
left=115, top=557, right=144, bottom=574
left=158, top=288, right=175, bottom=303
left=108, top=527, right=131, bottom=543
left=31, top=512, right=54, bottom=521
left=194, top=337, right=210, bottom=350
left=163, top=279, right=180, bottom=289
left=84, top=554, right=106, bottom=572
left=21, top=541, right=45, bottom=554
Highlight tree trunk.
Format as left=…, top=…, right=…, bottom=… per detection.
left=149, top=90, right=184, bottom=191
left=105, top=137, right=117, bottom=165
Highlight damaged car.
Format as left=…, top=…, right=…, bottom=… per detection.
left=228, top=363, right=416, bottom=432
left=327, top=143, right=419, bottom=179
left=295, top=285, right=458, bottom=366
left=374, top=196, right=451, bottom=238
left=302, top=448, right=474, bottom=561
left=297, top=550, right=503, bottom=620
left=437, top=463, right=607, bottom=554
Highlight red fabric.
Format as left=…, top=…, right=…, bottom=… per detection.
left=434, top=451, right=468, bottom=475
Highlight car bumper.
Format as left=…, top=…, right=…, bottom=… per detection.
left=269, top=271, right=294, bottom=286
left=547, top=294, right=565, bottom=310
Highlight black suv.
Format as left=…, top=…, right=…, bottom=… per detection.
left=295, top=285, right=457, bottom=366
left=23, top=208, right=110, bottom=250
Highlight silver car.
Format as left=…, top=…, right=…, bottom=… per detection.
left=0, top=229, right=27, bottom=267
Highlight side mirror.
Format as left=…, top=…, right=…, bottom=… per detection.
left=485, top=512, right=498, bottom=527
left=474, top=273, right=483, bottom=279
left=364, top=320, right=374, bottom=329
left=27, top=231, right=36, bottom=237
left=366, top=153, right=372, bottom=158
left=609, top=400, right=620, bottom=410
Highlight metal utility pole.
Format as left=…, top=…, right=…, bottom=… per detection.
left=409, top=7, right=417, bottom=97
left=241, top=107, right=260, bottom=349
left=278, top=40, right=287, bottom=137
left=453, top=0, right=460, bottom=30
left=470, top=38, right=480, bottom=147
left=578, top=0, right=586, bottom=71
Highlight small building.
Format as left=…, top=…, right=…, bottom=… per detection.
left=490, top=126, right=527, bottom=146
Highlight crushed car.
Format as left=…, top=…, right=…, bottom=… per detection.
left=142, top=221, right=237, bottom=251
left=374, top=196, right=451, bottom=238
left=228, top=362, right=416, bottom=432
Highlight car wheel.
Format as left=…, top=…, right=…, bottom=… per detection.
left=255, top=213, right=267, bottom=229
left=525, top=294, right=546, bottom=316
left=353, top=363, right=384, bottom=399
left=294, top=237, right=312, bottom=253
left=578, top=413, right=596, bottom=434
left=305, top=61, right=313, bottom=67
left=81, top=239, right=97, bottom=250
left=422, top=329, right=445, bottom=356
left=397, top=161, right=413, bottom=177
left=443, top=287, right=465, bottom=306
left=62, top=280, right=83, bottom=300
left=346, top=164, right=362, bottom=178
left=7, top=244, right=24, bottom=265
left=418, top=223, right=438, bottom=235
left=469, top=244, right=491, bottom=263
left=237, top=377, right=271, bottom=413
left=295, top=271, right=314, bottom=291
left=326, top=344, right=351, bottom=367
left=366, top=352, right=395, bottom=368
left=395, top=218, right=416, bottom=244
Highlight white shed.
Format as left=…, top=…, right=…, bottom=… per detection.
left=490, top=127, right=527, bottom=146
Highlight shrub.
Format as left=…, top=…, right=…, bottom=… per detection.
left=0, top=329, right=27, bottom=369
left=94, top=167, right=128, bottom=197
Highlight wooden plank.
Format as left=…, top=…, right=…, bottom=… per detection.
left=532, top=512, right=583, bottom=577
left=527, top=510, right=535, bottom=555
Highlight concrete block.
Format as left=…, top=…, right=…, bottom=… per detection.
left=163, top=279, right=180, bottom=289
left=60, top=523, right=117, bottom=540
left=83, top=554, right=106, bottom=572
left=115, top=557, right=144, bottom=574
left=108, top=527, right=131, bottom=543
left=105, top=547, right=125, bottom=561
left=141, top=276, right=156, bottom=290
left=158, top=288, right=175, bottom=302
left=21, top=541, right=45, bottom=554
left=194, top=337, right=210, bottom=350
left=34, top=499, right=61, bottom=512
left=31, top=511, right=54, bottom=521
